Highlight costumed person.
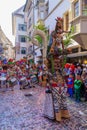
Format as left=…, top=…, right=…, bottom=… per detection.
left=83, top=75, right=87, bottom=101
left=74, top=74, right=82, bottom=102
left=75, top=64, right=83, bottom=76
left=43, top=78, right=54, bottom=120
left=43, top=71, right=70, bottom=122
left=51, top=73, right=70, bottom=122
left=67, top=74, right=74, bottom=98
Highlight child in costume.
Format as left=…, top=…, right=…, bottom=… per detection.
left=67, top=74, right=74, bottom=98
left=74, top=74, right=82, bottom=102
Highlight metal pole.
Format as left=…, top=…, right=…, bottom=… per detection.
left=32, top=0, right=35, bottom=63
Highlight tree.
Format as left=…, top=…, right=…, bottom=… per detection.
left=63, top=25, right=74, bottom=48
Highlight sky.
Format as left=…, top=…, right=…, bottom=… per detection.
left=0, top=0, right=26, bottom=46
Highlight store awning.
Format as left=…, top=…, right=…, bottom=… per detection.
left=67, top=51, right=87, bottom=58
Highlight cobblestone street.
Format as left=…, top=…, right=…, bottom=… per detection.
left=0, top=85, right=87, bottom=130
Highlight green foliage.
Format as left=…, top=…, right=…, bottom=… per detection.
left=34, top=24, right=48, bottom=34
left=34, top=35, right=42, bottom=44
left=34, top=21, right=49, bottom=45
left=25, top=35, right=31, bottom=41
left=63, top=26, right=74, bottom=48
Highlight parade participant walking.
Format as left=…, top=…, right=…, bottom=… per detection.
left=43, top=71, right=70, bottom=122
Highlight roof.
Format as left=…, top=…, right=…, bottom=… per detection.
left=12, top=5, right=24, bottom=16
left=0, top=26, right=13, bottom=46
left=67, top=39, right=80, bottom=48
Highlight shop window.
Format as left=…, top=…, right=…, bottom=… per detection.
left=74, top=1, right=79, bottom=17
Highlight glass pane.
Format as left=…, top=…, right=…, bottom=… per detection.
left=74, top=1, right=79, bottom=17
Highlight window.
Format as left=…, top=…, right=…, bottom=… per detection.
left=74, top=1, right=79, bottom=17
left=18, top=24, right=27, bottom=31
left=19, top=35, right=26, bottom=42
left=82, top=0, right=87, bottom=15
left=21, top=47, right=27, bottom=54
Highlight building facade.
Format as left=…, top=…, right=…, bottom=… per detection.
left=23, top=0, right=87, bottom=64
left=0, top=26, right=14, bottom=60
left=64, top=0, right=87, bottom=63
left=12, top=6, right=32, bottom=61
left=69, top=0, right=87, bottom=49
left=44, top=0, right=70, bottom=34
left=24, top=0, right=43, bottom=63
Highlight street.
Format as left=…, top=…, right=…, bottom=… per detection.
left=0, top=85, right=87, bottom=130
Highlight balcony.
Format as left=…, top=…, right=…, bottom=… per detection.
left=70, top=0, right=87, bottom=49
left=70, top=15, right=87, bottom=49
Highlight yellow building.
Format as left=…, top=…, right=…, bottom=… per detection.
left=0, top=26, right=15, bottom=60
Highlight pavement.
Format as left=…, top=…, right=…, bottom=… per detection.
left=0, top=85, right=87, bottom=130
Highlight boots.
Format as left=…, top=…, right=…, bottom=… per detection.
left=55, top=112, right=61, bottom=122
left=61, top=110, right=70, bottom=118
